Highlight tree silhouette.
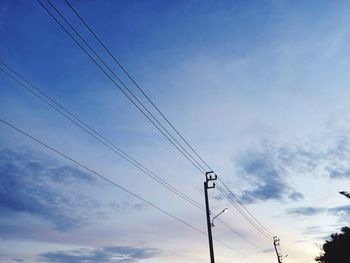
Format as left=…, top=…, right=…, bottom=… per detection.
left=315, top=227, right=350, bottom=263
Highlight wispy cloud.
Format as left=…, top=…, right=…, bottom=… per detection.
left=287, top=207, right=326, bottom=216
left=327, top=167, right=350, bottom=179
left=38, top=246, right=161, bottom=263
left=0, top=148, right=99, bottom=231
left=261, top=248, right=274, bottom=253
left=301, top=226, right=335, bottom=241
left=0, top=147, right=152, bottom=246
left=302, top=226, right=322, bottom=235
left=232, top=128, right=350, bottom=204
left=109, top=201, right=149, bottom=212
left=233, top=144, right=303, bottom=204
left=286, top=205, right=350, bottom=224
left=328, top=205, right=350, bottom=222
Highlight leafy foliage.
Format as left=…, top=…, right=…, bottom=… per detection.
left=315, top=227, right=350, bottom=263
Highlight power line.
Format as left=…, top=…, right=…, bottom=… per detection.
left=37, top=0, right=208, bottom=174
left=0, top=60, right=261, bottom=249
left=217, top=178, right=274, bottom=237
left=36, top=0, right=274, bottom=240
left=61, top=0, right=275, bottom=239
left=216, top=185, right=272, bottom=240
left=216, top=218, right=260, bottom=249
left=0, top=117, right=241, bottom=255
left=0, top=60, right=204, bottom=211
left=63, top=0, right=213, bottom=171
left=216, top=183, right=272, bottom=240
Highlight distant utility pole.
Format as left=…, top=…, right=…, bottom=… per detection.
left=339, top=191, right=350, bottom=199
left=273, top=236, right=284, bottom=263
left=204, top=171, right=217, bottom=263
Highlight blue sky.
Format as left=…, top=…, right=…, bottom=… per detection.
left=1, top=0, right=350, bottom=262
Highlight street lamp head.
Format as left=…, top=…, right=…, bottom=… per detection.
left=340, top=191, right=350, bottom=199
left=211, top=208, right=228, bottom=227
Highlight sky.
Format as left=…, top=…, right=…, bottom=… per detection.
left=1, top=0, right=350, bottom=262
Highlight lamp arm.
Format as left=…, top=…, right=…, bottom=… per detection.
left=211, top=211, right=224, bottom=226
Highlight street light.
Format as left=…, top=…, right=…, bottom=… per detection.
left=339, top=191, right=350, bottom=199
left=211, top=208, right=228, bottom=227
left=273, top=236, right=288, bottom=263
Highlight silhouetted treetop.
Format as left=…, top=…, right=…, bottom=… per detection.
left=315, top=227, right=350, bottom=263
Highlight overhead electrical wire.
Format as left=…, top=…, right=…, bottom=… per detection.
left=37, top=0, right=208, bottom=175
left=63, top=0, right=214, bottom=171
left=0, top=60, right=262, bottom=249
left=39, top=0, right=274, bottom=240
left=0, top=117, right=243, bottom=256
left=61, top=0, right=275, bottom=240
left=217, top=178, right=275, bottom=237
left=216, top=184, right=272, bottom=240
left=36, top=0, right=275, bottom=240
left=0, top=60, right=204, bottom=211
left=216, top=218, right=260, bottom=249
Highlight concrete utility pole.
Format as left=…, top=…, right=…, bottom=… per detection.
left=273, top=236, right=283, bottom=263
left=204, top=171, right=217, bottom=263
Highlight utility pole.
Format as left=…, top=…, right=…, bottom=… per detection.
left=273, top=236, right=284, bottom=263
left=204, top=171, right=217, bottom=263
